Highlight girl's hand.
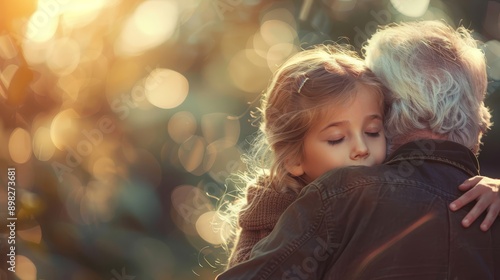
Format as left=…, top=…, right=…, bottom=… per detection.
left=449, top=176, right=500, bottom=231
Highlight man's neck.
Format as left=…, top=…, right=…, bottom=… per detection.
left=389, top=130, right=448, bottom=154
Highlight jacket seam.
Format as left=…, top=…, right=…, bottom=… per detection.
left=385, top=156, right=477, bottom=177
left=323, top=179, right=458, bottom=202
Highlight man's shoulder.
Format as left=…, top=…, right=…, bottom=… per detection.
left=315, top=164, right=392, bottom=184
left=310, top=164, right=411, bottom=196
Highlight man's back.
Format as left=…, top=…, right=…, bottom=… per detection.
left=318, top=140, right=500, bottom=279
left=217, top=140, right=500, bottom=280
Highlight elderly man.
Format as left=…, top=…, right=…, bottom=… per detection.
left=218, top=20, right=499, bottom=279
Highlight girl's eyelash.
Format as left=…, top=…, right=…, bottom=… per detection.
left=327, top=132, right=379, bottom=145
left=327, top=138, right=344, bottom=145
left=366, top=132, right=380, bottom=137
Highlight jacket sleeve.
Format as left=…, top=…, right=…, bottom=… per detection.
left=218, top=184, right=333, bottom=280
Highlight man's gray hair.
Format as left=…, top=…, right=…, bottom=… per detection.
left=364, top=20, right=492, bottom=153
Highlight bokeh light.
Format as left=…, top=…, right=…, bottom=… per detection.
left=1, top=64, right=19, bottom=90
left=168, top=111, right=197, bottom=144
left=115, top=0, right=179, bottom=56
left=260, top=20, right=297, bottom=46
left=32, top=126, right=56, bottom=161
left=18, top=223, right=43, bottom=244
left=46, top=38, right=81, bottom=76
left=60, top=0, right=115, bottom=29
left=267, top=43, right=298, bottom=72
left=55, top=72, right=84, bottom=103
left=50, top=109, right=81, bottom=150
left=196, top=211, right=229, bottom=245
left=261, top=8, right=297, bottom=29
left=251, top=32, right=272, bottom=60
left=145, top=68, right=189, bottom=109
left=22, top=39, right=50, bottom=65
left=0, top=35, right=18, bottom=59
left=9, top=128, right=32, bottom=164
left=390, top=0, right=430, bottom=18
left=178, top=135, right=215, bottom=176
left=14, top=256, right=37, bottom=280
left=24, top=7, right=59, bottom=43
left=92, top=156, right=117, bottom=182
left=329, top=0, right=357, bottom=15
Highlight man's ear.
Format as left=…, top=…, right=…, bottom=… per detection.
left=285, top=159, right=304, bottom=177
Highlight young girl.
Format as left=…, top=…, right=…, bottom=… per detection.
left=220, top=44, right=500, bottom=268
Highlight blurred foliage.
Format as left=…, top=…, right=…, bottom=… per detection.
left=0, top=0, right=499, bottom=279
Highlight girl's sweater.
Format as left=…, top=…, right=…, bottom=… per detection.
left=228, top=184, right=298, bottom=267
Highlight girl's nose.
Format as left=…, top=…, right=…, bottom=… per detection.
left=351, top=137, right=369, bottom=160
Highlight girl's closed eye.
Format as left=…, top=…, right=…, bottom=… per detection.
left=365, top=124, right=383, bottom=137
left=365, top=131, right=381, bottom=137
left=327, top=138, right=344, bottom=145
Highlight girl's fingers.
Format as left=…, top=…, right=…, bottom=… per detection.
left=450, top=187, right=479, bottom=211
left=461, top=196, right=492, bottom=228
left=451, top=176, right=500, bottom=230
left=458, top=176, right=483, bottom=191
left=480, top=202, right=500, bottom=231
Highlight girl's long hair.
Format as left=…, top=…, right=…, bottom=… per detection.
left=217, top=44, right=389, bottom=266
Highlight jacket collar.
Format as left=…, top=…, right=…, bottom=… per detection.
left=384, top=140, right=480, bottom=177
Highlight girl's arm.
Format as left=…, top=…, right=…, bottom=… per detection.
left=449, top=176, right=500, bottom=231
left=227, top=185, right=298, bottom=268
left=227, top=229, right=271, bottom=268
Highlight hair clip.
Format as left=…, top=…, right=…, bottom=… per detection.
left=298, top=77, right=309, bottom=93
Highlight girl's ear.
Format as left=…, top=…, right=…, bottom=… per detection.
left=285, top=159, right=304, bottom=177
